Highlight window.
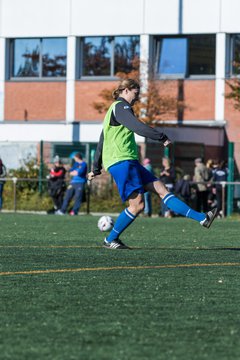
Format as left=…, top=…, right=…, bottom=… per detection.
left=11, top=38, right=67, bottom=78
left=114, top=36, right=140, bottom=74
left=231, top=34, right=240, bottom=75
left=158, top=38, right=187, bottom=76
left=154, top=35, right=216, bottom=78
left=188, top=36, right=215, bottom=75
left=80, top=35, right=140, bottom=77
left=82, top=37, right=111, bottom=76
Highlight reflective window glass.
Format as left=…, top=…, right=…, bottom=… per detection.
left=12, top=38, right=67, bottom=78
left=189, top=35, right=215, bottom=75
left=158, top=38, right=187, bottom=75
left=114, top=36, right=140, bottom=74
left=155, top=35, right=216, bottom=77
left=82, top=37, right=111, bottom=76
left=42, top=38, right=67, bottom=77
left=13, top=39, right=40, bottom=77
left=232, top=34, right=240, bottom=75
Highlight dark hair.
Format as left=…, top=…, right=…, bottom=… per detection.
left=112, top=79, right=140, bottom=100
left=74, top=152, right=82, bottom=160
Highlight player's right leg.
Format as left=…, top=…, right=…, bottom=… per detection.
left=145, top=180, right=217, bottom=228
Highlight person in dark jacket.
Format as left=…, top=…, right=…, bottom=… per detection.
left=56, top=153, right=87, bottom=216
left=0, top=158, right=7, bottom=211
left=159, top=157, right=176, bottom=217
left=212, top=160, right=229, bottom=217
left=47, top=156, right=66, bottom=213
left=175, top=174, right=192, bottom=206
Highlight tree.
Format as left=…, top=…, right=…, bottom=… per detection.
left=226, top=62, right=240, bottom=111
left=92, top=58, right=186, bottom=124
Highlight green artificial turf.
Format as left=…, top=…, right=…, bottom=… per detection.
left=0, top=213, right=240, bottom=360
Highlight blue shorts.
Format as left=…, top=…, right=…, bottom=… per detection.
left=108, top=160, right=157, bottom=202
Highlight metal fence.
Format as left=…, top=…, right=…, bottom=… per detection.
left=1, top=177, right=240, bottom=216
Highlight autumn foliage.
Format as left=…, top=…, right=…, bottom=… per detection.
left=92, top=58, right=185, bottom=124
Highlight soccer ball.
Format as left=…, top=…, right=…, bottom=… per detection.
left=97, top=216, right=114, bottom=232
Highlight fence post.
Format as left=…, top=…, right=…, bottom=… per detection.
left=86, top=180, right=91, bottom=214
left=227, top=142, right=234, bottom=216
left=164, top=146, right=169, bottom=158
left=221, top=182, right=226, bottom=218
left=12, top=177, right=17, bottom=212
left=39, top=140, right=44, bottom=195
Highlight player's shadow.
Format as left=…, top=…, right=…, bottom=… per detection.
left=132, top=246, right=240, bottom=251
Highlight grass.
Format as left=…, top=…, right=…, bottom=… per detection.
left=0, top=213, right=240, bottom=360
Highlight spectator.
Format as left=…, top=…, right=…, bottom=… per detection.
left=205, top=159, right=215, bottom=211
left=142, top=158, right=153, bottom=217
left=159, top=157, right=176, bottom=217
left=193, top=158, right=209, bottom=212
left=0, top=158, right=7, bottom=211
left=205, top=159, right=214, bottom=181
left=212, top=160, right=229, bottom=217
left=56, top=153, right=87, bottom=216
left=175, top=174, right=192, bottom=206
left=47, top=155, right=66, bottom=213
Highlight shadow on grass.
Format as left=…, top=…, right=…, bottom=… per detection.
left=132, top=246, right=240, bottom=251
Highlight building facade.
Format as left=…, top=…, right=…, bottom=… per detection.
left=0, top=0, right=239, bottom=173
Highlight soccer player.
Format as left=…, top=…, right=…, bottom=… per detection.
left=88, top=79, right=217, bottom=249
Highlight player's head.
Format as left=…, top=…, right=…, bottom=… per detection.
left=112, top=79, right=140, bottom=105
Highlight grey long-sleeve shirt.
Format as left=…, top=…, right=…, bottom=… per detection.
left=92, top=97, right=169, bottom=175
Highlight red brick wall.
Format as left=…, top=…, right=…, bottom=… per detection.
left=5, top=82, right=66, bottom=121
left=156, top=79, right=215, bottom=121
left=75, top=81, right=118, bottom=121
left=75, top=79, right=215, bottom=122
left=4, top=79, right=215, bottom=122
left=225, top=82, right=240, bottom=173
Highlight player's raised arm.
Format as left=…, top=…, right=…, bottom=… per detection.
left=114, top=101, right=171, bottom=145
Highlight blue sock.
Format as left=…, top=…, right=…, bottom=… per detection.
left=163, top=193, right=206, bottom=222
left=107, top=208, right=136, bottom=242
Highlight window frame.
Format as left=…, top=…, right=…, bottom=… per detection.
left=229, top=34, right=240, bottom=78
left=153, top=34, right=216, bottom=80
left=8, top=37, right=67, bottom=81
left=77, top=35, right=140, bottom=80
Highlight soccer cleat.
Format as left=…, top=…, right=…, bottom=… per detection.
left=103, top=238, right=130, bottom=250
left=200, top=208, right=218, bottom=229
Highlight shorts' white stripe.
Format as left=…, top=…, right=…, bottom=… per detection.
left=186, top=209, right=191, bottom=217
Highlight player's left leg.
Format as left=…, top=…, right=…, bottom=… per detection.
left=104, top=192, right=144, bottom=249
left=145, top=180, right=217, bottom=228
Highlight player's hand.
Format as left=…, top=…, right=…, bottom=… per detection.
left=87, top=171, right=95, bottom=181
left=163, top=139, right=171, bottom=147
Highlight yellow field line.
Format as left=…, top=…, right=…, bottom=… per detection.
left=0, top=245, right=101, bottom=249
left=1, top=262, right=240, bottom=277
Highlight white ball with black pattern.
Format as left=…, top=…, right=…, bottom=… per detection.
left=98, top=216, right=114, bottom=232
